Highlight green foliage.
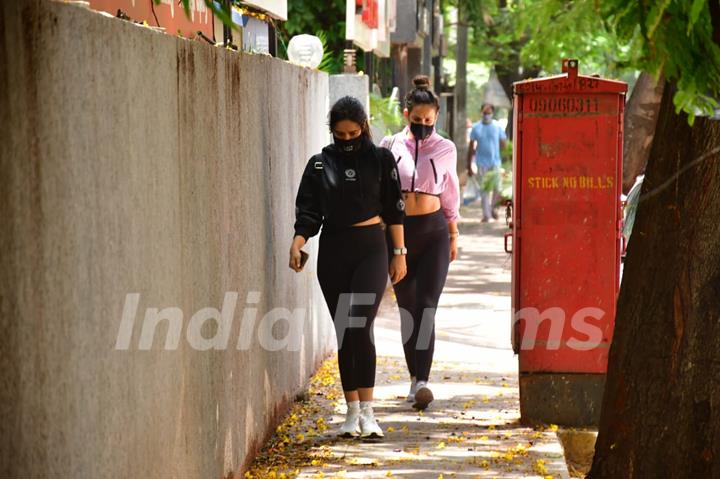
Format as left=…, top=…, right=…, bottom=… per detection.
left=501, top=138, right=512, bottom=163
left=516, top=0, right=633, bottom=78
left=445, top=2, right=527, bottom=67
left=279, top=0, right=347, bottom=72
left=630, top=0, right=720, bottom=121
left=443, top=59, right=492, bottom=120
left=445, top=1, right=636, bottom=83
left=500, top=169, right=513, bottom=200
left=179, top=0, right=719, bottom=122
left=369, top=92, right=404, bottom=136
left=468, top=3, right=525, bottom=67
left=474, top=162, right=512, bottom=200
left=315, top=31, right=344, bottom=74
left=519, top=0, right=720, bottom=120
left=480, top=167, right=501, bottom=193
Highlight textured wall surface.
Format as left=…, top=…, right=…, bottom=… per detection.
left=329, top=74, right=369, bottom=113
left=0, top=1, right=334, bottom=477
left=390, top=0, right=418, bottom=44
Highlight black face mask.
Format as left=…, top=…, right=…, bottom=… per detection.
left=410, top=122, right=434, bottom=141
left=334, top=135, right=364, bottom=153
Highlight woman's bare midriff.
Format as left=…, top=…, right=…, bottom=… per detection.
left=349, top=192, right=440, bottom=226
left=352, top=215, right=383, bottom=227
left=403, top=191, right=441, bottom=216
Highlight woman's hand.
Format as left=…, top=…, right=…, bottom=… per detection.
left=449, top=237, right=459, bottom=262
left=448, top=222, right=459, bottom=263
left=289, top=236, right=307, bottom=272
left=289, top=246, right=303, bottom=272
left=389, top=254, right=407, bottom=284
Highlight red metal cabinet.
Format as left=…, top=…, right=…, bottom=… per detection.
left=508, top=59, right=627, bottom=426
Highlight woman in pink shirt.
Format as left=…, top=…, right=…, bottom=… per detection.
left=380, top=75, right=461, bottom=410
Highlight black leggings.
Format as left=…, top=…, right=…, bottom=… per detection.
left=387, top=209, right=449, bottom=382
left=318, top=224, right=388, bottom=392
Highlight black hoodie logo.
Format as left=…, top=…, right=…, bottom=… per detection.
left=345, top=169, right=357, bottom=181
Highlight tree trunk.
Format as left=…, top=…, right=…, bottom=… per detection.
left=496, top=62, right=540, bottom=140
left=588, top=83, right=720, bottom=477
left=622, top=72, right=665, bottom=194
left=495, top=64, right=516, bottom=139
left=453, top=2, right=468, bottom=173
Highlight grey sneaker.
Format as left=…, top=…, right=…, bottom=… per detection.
left=406, top=377, right=417, bottom=403
left=413, top=381, right=434, bottom=410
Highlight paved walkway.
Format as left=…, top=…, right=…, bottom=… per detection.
left=246, top=203, right=570, bottom=479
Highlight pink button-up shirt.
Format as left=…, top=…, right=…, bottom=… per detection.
left=380, top=128, right=460, bottom=222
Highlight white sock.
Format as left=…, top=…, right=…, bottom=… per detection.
left=359, top=400, right=373, bottom=411
left=347, top=400, right=360, bottom=412
left=416, top=380, right=428, bottom=389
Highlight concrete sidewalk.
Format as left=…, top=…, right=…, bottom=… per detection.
left=246, top=203, right=570, bottom=479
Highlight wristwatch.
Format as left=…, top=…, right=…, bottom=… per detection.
left=392, top=247, right=408, bottom=256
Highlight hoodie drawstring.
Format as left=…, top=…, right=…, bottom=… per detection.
left=411, top=138, right=419, bottom=193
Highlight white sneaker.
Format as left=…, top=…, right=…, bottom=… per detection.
left=406, top=377, right=417, bottom=403
left=359, top=406, right=384, bottom=439
left=413, top=381, right=434, bottom=410
left=338, top=407, right=361, bottom=438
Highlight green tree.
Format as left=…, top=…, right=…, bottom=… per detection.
left=446, top=1, right=637, bottom=137
left=516, top=0, right=634, bottom=79
left=594, top=4, right=719, bottom=478
left=521, top=0, right=720, bottom=120
left=460, top=0, right=720, bottom=472
left=524, top=1, right=720, bottom=476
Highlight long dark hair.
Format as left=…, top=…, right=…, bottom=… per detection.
left=328, top=96, right=372, bottom=139
left=404, top=75, right=440, bottom=112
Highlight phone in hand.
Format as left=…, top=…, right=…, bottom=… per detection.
left=299, top=250, right=309, bottom=269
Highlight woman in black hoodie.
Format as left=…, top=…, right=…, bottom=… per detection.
left=289, top=96, right=406, bottom=440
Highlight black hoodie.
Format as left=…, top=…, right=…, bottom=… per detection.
left=293, top=138, right=405, bottom=240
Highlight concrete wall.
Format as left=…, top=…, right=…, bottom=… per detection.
left=329, top=74, right=369, bottom=115
left=0, top=1, right=334, bottom=477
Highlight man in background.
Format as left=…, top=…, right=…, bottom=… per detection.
left=467, top=103, right=507, bottom=222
